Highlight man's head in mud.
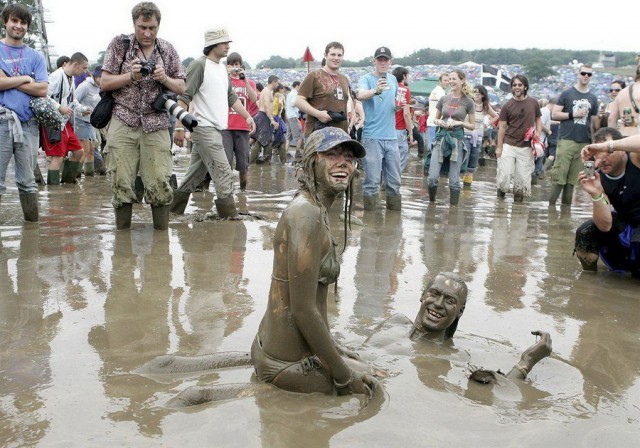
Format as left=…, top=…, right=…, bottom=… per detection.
left=414, top=272, right=467, bottom=339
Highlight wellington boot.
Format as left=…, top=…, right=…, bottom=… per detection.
left=169, top=174, right=178, bottom=190
left=170, top=190, right=190, bottom=215
left=19, top=193, right=39, bottom=222
left=151, top=205, right=171, bottom=230
left=530, top=175, right=538, bottom=186
left=363, top=194, right=377, bottom=211
left=115, top=203, right=133, bottom=230
left=497, top=188, right=506, bottom=198
left=576, top=251, right=598, bottom=272
left=34, top=164, right=45, bottom=185
left=47, top=169, right=60, bottom=185
left=462, top=174, right=473, bottom=187
left=514, top=190, right=524, bottom=203
left=561, top=184, right=574, bottom=205
left=239, top=173, right=248, bottom=191
left=449, top=189, right=461, bottom=206
left=134, top=176, right=145, bottom=203
left=83, top=162, right=95, bottom=177
left=386, top=194, right=402, bottom=211
left=215, top=196, right=239, bottom=219
left=548, top=183, right=563, bottom=205
left=428, top=186, right=437, bottom=203
left=61, top=160, right=81, bottom=184
left=94, top=156, right=107, bottom=175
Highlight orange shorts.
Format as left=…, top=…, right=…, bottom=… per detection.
left=41, top=121, right=82, bottom=157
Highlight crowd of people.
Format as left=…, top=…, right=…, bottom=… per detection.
left=1, top=1, right=639, bottom=404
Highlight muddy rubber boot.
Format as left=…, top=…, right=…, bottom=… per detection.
left=134, top=176, right=145, bottom=203
left=34, top=164, right=45, bottom=185
left=576, top=251, right=598, bottom=272
left=94, top=155, right=106, bottom=175
left=115, top=203, right=133, bottom=230
left=428, top=186, right=438, bottom=203
left=386, top=194, right=402, bottom=211
left=514, top=190, right=524, bottom=203
left=170, top=190, right=190, bottom=215
left=19, top=193, right=39, bottom=222
left=83, top=162, right=95, bottom=177
left=239, top=172, right=248, bottom=191
left=497, top=188, right=506, bottom=199
left=561, top=184, right=574, bottom=205
left=449, top=189, right=461, bottom=206
left=47, top=169, right=60, bottom=185
left=548, top=183, right=563, bottom=205
left=363, top=194, right=377, bottom=211
left=215, top=196, right=239, bottom=219
left=462, top=174, right=473, bottom=187
left=169, top=174, right=178, bottom=190
left=530, top=175, right=538, bottom=186
left=151, top=205, right=171, bottom=230
left=61, top=160, right=80, bottom=184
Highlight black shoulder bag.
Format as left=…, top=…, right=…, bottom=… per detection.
left=90, top=36, right=130, bottom=129
left=43, top=79, right=64, bottom=144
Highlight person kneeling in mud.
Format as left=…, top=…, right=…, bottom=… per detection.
left=251, top=127, right=377, bottom=397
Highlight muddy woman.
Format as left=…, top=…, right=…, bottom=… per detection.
left=251, top=127, right=380, bottom=396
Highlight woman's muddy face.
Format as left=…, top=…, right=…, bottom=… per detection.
left=314, top=146, right=356, bottom=192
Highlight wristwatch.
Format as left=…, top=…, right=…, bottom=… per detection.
left=608, top=140, right=615, bottom=153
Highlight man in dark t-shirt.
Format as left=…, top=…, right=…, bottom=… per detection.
left=496, top=74, right=541, bottom=202
left=576, top=127, right=640, bottom=277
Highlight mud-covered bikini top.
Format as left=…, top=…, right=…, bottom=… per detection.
left=318, top=237, right=340, bottom=286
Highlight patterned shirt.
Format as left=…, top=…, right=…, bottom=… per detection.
left=102, top=34, right=185, bottom=133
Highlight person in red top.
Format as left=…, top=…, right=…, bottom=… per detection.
left=224, top=52, right=257, bottom=191
left=392, top=67, right=414, bottom=171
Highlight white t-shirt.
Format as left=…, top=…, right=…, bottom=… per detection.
left=191, top=58, right=230, bottom=130
left=427, top=85, right=446, bottom=126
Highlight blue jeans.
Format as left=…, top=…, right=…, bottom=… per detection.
left=0, top=118, right=39, bottom=195
left=427, top=137, right=466, bottom=192
left=461, top=135, right=481, bottom=174
left=427, top=126, right=437, bottom=151
left=361, top=138, right=401, bottom=197
left=397, top=130, right=409, bottom=172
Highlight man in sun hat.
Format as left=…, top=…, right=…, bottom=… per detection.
left=170, top=27, right=255, bottom=219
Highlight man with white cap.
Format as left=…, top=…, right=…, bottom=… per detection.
left=170, top=27, right=255, bottom=219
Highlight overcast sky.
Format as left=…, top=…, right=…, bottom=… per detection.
left=44, top=0, right=638, bottom=68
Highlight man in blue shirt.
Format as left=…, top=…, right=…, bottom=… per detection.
left=357, top=47, right=401, bottom=211
left=0, top=3, right=48, bottom=222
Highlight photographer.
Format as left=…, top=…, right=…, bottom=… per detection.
left=575, top=127, right=640, bottom=277
left=100, top=1, right=185, bottom=230
left=170, top=28, right=255, bottom=219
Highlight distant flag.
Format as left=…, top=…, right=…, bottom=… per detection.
left=303, top=46, right=314, bottom=73
left=481, top=64, right=511, bottom=93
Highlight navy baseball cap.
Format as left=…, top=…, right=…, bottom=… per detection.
left=374, top=47, right=392, bottom=59
left=304, top=127, right=366, bottom=159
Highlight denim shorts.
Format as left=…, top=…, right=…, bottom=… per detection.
left=74, top=119, right=96, bottom=141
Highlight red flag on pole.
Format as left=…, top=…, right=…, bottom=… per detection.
left=303, top=46, right=314, bottom=73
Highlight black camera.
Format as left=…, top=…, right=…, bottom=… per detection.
left=152, top=88, right=198, bottom=132
left=140, top=59, right=156, bottom=77
left=239, top=72, right=246, bottom=80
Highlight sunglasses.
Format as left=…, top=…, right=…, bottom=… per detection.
left=580, top=72, right=593, bottom=77
left=610, top=88, right=621, bottom=92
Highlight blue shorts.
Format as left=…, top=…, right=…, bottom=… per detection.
left=74, top=119, right=96, bottom=141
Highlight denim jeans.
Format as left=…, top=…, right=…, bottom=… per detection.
left=461, top=135, right=481, bottom=174
left=427, top=136, right=466, bottom=192
left=361, top=138, right=401, bottom=197
left=396, top=129, right=409, bottom=172
left=0, top=118, right=39, bottom=195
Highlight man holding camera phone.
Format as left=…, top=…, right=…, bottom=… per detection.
left=100, top=1, right=185, bottom=230
left=170, top=28, right=255, bottom=219
left=357, top=46, right=401, bottom=212
left=295, top=42, right=350, bottom=138
left=575, top=127, right=640, bottom=277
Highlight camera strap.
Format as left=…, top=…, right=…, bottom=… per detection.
left=117, top=35, right=130, bottom=75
